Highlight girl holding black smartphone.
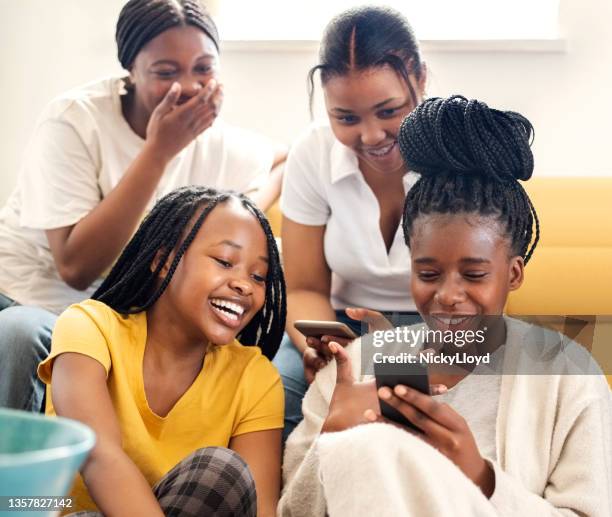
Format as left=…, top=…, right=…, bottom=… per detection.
left=279, top=96, right=612, bottom=517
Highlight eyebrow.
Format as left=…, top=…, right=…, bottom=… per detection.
left=212, top=240, right=268, bottom=263
left=330, top=97, right=404, bottom=114
left=373, top=97, right=401, bottom=109
left=414, top=257, right=491, bottom=265
left=150, top=54, right=215, bottom=67
left=214, top=239, right=241, bottom=249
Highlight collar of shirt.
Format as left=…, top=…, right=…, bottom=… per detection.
left=330, top=139, right=360, bottom=184
left=329, top=138, right=420, bottom=191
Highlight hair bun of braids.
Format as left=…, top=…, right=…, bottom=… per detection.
left=398, top=95, right=534, bottom=182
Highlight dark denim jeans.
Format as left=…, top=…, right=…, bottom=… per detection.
left=0, top=297, right=55, bottom=412
left=0, top=292, right=19, bottom=311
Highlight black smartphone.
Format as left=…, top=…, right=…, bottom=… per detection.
left=373, top=360, right=430, bottom=433
left=294, top=320, right=358, bottom=340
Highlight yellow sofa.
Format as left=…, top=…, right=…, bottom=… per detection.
left=266, top=201, right=283, bottom=238
left=267, top=177, right=612, bottom=386
left=505, top=178, right=612, bottom=387
left=506, top=177, right=612, bottom=315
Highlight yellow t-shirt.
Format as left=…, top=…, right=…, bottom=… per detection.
left=38, top=299, right=284, bottom=513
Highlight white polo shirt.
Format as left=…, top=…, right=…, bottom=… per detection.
left=281, top=123, right=418, bottom=312
left=0, top=76, right=274, bottom=315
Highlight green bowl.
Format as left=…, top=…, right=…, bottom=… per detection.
left=0, top=408, right=95, bottom=516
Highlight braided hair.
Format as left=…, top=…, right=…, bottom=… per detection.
left=116, top=0, right=220, bottom=70
left=308, top=5, right=423, bottom=116
left=399, top=95, right=540, bottom=265
left=92, top=186, right=286, bottom=360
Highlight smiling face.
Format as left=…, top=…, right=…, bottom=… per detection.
left=323, top=65, right=425, bottom=176
left=128, top=25, right=219, bottom=121
left=409, top=213, right=524, bottom=333
left=156, top=198, right=268, bottom=347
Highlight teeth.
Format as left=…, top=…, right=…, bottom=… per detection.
left=366, top=142, right=394, bottom=157
left=212, top=306, right=239, bottom=321
left=435, top=316, right=469, bottom=325
left=210, top=298, right=245, bottom=316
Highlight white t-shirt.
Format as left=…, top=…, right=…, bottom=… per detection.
left=0, top=76, right=274, bottom=315
left=280, top=123, right=417, bottom=312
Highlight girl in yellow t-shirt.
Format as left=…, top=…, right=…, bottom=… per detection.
left=38, top=186, right=286, bottom=517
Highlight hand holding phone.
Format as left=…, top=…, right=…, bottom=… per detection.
left=370, top=358, right=493, bottom=497
left=295, top=320, right=358, bottom=384
left=373, top=360, right=430, bottom=433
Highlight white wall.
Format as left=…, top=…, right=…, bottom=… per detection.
left=1, top=0, right=611, bottom=205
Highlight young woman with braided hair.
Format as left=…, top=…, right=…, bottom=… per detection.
left=0, top=0, right=286, bottom=413
left=279, top=96, right=612, bottom=517
left=38, top=186, right=287, bottom=516
left=274, top=5, right=427, bottom=441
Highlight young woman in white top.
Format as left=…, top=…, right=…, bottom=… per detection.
left=273, top=6, right=426, bottom=440
left=279, top=96, right=612, bottom=517
left=0, top=0, right=286, bottom=411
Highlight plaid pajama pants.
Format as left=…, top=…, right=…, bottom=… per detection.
left=71, top=447, right=257, bottom=517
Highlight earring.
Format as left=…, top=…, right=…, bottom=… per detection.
left=124, top=75, right=135, bottom=92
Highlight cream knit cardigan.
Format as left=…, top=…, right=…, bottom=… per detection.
left=279, top=318, right=612, bottom=516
